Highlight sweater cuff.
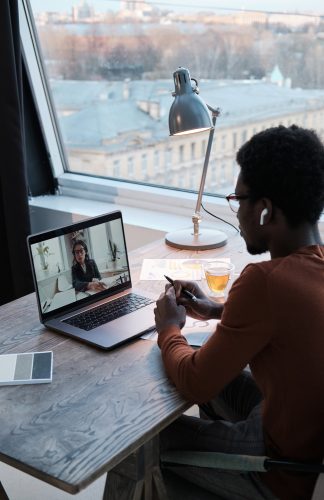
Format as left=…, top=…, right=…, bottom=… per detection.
left=157, top=325, right=182, bottom=349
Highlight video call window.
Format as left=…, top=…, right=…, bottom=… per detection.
left=30, top=219, right=129, bottom=313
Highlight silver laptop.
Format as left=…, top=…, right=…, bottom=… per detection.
left=27, top=211, right=156, bottom=350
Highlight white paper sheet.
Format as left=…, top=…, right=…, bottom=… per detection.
left=141, top=316, right=219, bottom=347
left=139, top=258, right=230, bottom=281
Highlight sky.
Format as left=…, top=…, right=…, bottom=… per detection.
left=29, top=0, right=324, bottom=15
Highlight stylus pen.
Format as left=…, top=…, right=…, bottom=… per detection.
left=164, top=275, right=198, bottom=302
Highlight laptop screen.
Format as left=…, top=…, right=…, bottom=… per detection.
left=28, top=211, right=131, bottom=319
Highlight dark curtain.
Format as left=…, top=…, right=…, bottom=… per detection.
left=0, top=0, right=34, bottom=305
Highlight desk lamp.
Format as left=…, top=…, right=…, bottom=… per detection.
left=165, top=67, right=227, bottom=250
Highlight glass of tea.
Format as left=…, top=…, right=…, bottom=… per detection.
left=203, top=261, right=235, bottom=298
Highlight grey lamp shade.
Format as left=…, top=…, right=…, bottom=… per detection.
left=169, top=67, right=213, bottom=136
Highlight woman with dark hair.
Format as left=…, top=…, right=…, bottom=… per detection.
left=71, top=240, right=106, bottom=293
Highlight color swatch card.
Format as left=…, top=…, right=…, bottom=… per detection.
left=0, top=351, right=53, bottom=386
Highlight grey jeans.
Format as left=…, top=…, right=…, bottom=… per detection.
left=160, top=370, right=278, bottom=500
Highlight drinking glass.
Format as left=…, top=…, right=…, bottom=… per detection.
left=203, top=260, right=235, bottom=298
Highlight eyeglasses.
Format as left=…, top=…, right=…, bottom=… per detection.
left=226, top=193, right=251, bottom=213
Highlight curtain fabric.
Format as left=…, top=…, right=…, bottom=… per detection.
left=0, top=0, right=34, bottom=305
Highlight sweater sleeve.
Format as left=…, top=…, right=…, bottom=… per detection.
left=157, top=264, right=274, bottom=403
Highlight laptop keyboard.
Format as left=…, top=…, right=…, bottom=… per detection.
left=64, top=293, right=154, bottom=331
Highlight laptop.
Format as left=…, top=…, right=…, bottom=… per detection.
left=27, top=210, right=156, bottom=350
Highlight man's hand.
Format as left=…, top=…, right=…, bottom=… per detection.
left=172, top=280, right=223, bottom=320
left=154, top=286, right=186, bottom=334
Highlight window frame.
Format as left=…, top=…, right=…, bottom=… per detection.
left=20, top=1, right=324, bottom=231
left=19, top=0, right=67, bottom=179
left=19, top=0, right=237, bottom=227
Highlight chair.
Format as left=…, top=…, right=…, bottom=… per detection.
left=160, top=450, right=324, bottom=499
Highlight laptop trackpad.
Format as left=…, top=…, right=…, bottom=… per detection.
left=92, top=304, right=156, bottom=349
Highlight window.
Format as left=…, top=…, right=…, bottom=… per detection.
left=232, top=132, right=237, bottom=151
left=220, top=163, right=227, bottom=186
left=201, top=140, right=206, bottom=158
left=232, top=160, right=238, bottom=184
left=154, top=150, right=160, bottom=173
left=23, top=0, right=324, bottom=202
left=127, top=157, right=134, bottom=178
left=190, top=170, right=196, bottom=189
left=179, top=144, right=184, bottom=163
left=141, top=153, right=147, bottom=178
left=241, top=130, right=247, bottom=145
left=165, top=147, right=172, bottom=167
left=191, top=142, right=196, bottom=160
left=113, top=159, right=120, bottom=177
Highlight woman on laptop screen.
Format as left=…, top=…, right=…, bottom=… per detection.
left=71, top=240, right=106, bottom=293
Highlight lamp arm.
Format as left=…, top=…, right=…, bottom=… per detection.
left=194, top=119, right=215, bottom=215
left=207, top=105, right=221, bottom=116
left=192, top=108, right=220, bottom=235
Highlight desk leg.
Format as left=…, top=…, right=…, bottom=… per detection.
left=103, top=435, right=168, bottom=500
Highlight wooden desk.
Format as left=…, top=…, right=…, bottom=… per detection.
left=0, top=232, right=299, bottom=498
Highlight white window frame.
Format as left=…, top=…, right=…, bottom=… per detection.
left=19, top=0, right=66, bottom=178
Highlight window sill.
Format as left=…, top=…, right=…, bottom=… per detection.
left=30, top=174, right=323, bottom=248
left=56, top=172, right=232, bottom=225
left=29, top=175, right=239, bottom=249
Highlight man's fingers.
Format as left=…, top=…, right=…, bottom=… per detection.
left=165, top=285, right=176, bottom=297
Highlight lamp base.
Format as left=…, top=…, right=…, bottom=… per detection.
left=165, top=228, right=227, bottom=250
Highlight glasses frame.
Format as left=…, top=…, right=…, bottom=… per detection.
left=226, top=193, right=251, bottom=213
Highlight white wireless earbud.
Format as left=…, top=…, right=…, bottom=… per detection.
left=260, top=208, right=269, bottom=226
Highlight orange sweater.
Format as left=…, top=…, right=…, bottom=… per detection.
left=158, top=245, right=324, bottom=500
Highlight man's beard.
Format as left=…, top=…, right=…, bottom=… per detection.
left=246, top=243, right=268, bottom=255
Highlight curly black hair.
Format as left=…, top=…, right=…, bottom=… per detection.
left=236, top=125, right=324, bottom=226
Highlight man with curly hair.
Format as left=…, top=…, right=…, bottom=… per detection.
left=155, top=125, right=324, bottom=500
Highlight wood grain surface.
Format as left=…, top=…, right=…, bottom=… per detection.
left=0, top=304, right=187, bottom=493
left=1, top=228, right=322, bottom=494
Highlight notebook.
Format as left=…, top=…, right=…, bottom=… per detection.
left=27, top=211, right=156, bottom=350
